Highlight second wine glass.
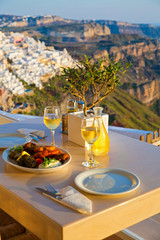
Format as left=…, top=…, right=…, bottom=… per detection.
left=81, top=117, right=100, bottom=168
left=44, top=106, right=61, bottom=146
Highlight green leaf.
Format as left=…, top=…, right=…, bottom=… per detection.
left=62, top=54, right=131, bottom=116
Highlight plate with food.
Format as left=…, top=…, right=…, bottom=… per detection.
left=2, top=142, right=71, bottom=173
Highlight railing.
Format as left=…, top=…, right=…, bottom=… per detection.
left=140, top=129, right=160, bottom=146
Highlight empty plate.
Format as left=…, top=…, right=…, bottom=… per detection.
left=74, top=168, right=140, bottom=196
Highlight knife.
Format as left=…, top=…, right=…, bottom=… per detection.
left=36, top=187, right=62, bottom=200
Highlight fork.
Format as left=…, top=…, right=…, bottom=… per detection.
left=44, top=184, right=61, bottom=196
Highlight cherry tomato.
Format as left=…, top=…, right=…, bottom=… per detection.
left=35, top=158, right=43, bottom=166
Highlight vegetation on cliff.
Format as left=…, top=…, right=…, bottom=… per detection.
left=12, top=75, right=68, bottom=116
left=103, top=88, right=160, bottom=130
left=12, top=75, right=160, bottom=131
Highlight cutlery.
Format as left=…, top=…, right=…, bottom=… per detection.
left=29, top=134, right=39, bottom=142
left=30, top=133, right=48, bottom=140
left=44, top=184, right=61, bottom=196
left=36, top=187, right=62, bottom=200
left=36, top=186, right=92, bottom=214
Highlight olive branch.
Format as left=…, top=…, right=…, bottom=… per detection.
left=62, top=55, right=131, bottom=116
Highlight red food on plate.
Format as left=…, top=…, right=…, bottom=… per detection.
left=35, top=158, right=43, bottom=166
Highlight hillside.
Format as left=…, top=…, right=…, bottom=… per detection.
left=1, top=15, right=160, bottom=130
left=103, top=88, right=160, bottom=130
left=11, top=75, right=160, bottom=131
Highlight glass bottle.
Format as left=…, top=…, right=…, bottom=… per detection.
left=61, top=114, right=68, bottom=134
left=77, top=101, right=84, bottom=112
left=92, top=107, right=110, bottom=155
left=65, top=99, right=77, bottom=135
left=67, top=99, right=77, bottom=113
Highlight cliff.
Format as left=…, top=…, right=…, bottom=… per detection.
left=36, top=16, right=72, bottom=26
left=108, top=39, right=160, bottom=61
left=1, top=15, right=160, bottom=40
left=83, top=23, right=110, bottom=39
left=1, top=15, right=74, bottom=27
left=128, top=80, right=159, bottom=104
left=92, top=37, right=160, bottom=104
left=94, top=20, right=160, bottom=40
left=46, top=22, right=110, bottom=42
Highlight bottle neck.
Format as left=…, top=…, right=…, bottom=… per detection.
left=93, top=107, right=103, bottom=117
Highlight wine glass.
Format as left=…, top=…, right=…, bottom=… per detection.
left=44, top=106, right=61, bottom=146
left=81, top=117, right=100, bottom=168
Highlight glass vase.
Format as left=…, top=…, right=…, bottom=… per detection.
left=92, top=107, right=110, bottom=155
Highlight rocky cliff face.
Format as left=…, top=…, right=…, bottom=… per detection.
left=112, top=41, right=160, bottom=104
left=4, top=15, right=73, bottom=27
left=95, top=20, right=160, bottom=39
left=93, top=38, right=160, bottom=104
left=84, top=23, right=110, bottom=39
left=95, top=39, right=160, bottom=61
left=48, top=22, right=111, bottom=42
left=36, top=16, right=72, bottom=26
left=128, top=80, right=159, bottom=104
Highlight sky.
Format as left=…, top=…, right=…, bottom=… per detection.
left=0, top=0, right=160, bottom=24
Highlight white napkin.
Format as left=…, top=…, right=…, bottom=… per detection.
left=59, top=186, right=92, bottom=214
left=18, top=128, right=44, bottom=137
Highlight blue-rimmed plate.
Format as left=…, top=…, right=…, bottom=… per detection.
left=0, top=133, right=31, bottom=148
left=74, top=168, right=140, bottom=196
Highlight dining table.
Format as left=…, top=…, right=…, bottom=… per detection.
left=0, top=117, right=160, bottom=240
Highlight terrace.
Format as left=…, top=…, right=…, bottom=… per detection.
left=0, top=111, right=160, bottom=240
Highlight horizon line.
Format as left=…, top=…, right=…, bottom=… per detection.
left=0, top=13, right=159, bottom=26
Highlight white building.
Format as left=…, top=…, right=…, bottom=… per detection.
left=0, top=30, right=76, bottom=95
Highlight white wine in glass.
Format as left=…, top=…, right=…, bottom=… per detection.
left=81, top=117, right=100, bottom=168
left=44, top=106, right=61, bottom=146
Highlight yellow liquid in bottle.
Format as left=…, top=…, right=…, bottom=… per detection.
left=67, top=108, right=77, bottom=113
left=92, top=117, right=110, bottom=155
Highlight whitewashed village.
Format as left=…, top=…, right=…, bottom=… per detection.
left=0, top=31, right=76, bottom=112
